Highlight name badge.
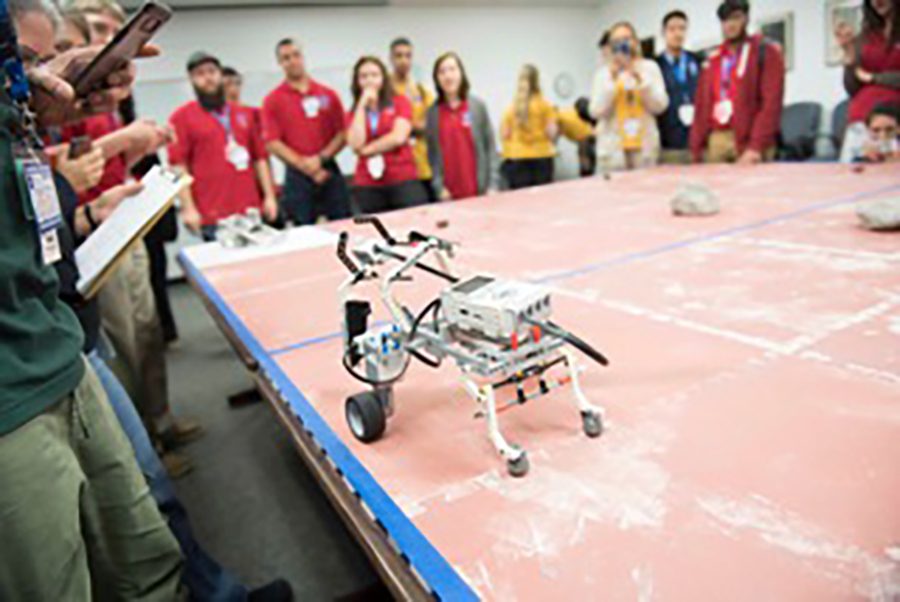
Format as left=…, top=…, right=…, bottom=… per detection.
left=462, top=111, right=472, bottom=128
left=15, top=151, right=63, bottom=265
left=714, top=100, right=733, bottom=126
left=678, top=104, right=695, bottom=127
left=226, top=139, right=251, bottom=171
left=623, top=118, right=642, bottom=138
left=302, top=96, right=321, bottom=118
left=367, top=154, right=386, bottom=180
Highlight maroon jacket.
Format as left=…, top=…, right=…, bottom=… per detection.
left=690, top=34, right=786, bottom=161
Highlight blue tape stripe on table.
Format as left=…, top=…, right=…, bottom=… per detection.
left=179, top=253, right=479, bottom=602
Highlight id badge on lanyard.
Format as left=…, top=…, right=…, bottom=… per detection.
left=213, top=107, right=250, bottom=171
left=14, top=143, right=63, bottom=265
left=715, top=53, right=737, bottom=126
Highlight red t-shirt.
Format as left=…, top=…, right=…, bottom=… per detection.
left=168, top=101, right=267, bottom=226
left=347, top=94, right=418, bottom=187
left=848, top=30, right=900, bottom=123
left=261, top=79, right=345, bottom=156
left=438, top=101, right=478, bottom=200
left=61, top=112, right=128, bottom=205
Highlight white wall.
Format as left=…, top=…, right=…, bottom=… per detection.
left=132, top=5, right=603, bottom=180
left=595, top=0, right=848, bottom=134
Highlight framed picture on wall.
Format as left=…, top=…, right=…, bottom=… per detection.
left=757, top=12, right=794, bottom=71
left=825, top=0, right=863, bottom=66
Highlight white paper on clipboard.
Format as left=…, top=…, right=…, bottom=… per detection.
left=75, top=166, right=190, bottom=298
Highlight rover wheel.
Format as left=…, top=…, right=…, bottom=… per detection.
left=346, top=391, right=387, bottom=443
left=506, top=451, right=530, bottom=478
left=582, top=410, right=603, bottom=438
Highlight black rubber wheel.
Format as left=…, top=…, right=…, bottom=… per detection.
left=582, top=410, right=603, bottom=438
left=506, top=452, right=530, bottom=478
left=345, top=391, right=387, bottom=443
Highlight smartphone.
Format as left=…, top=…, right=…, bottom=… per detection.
left=68, top=136, right=94, bottom=159
left=71, top=1, right=172, bottom=98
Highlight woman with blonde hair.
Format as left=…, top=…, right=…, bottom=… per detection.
left=500, top=64, right=559, bottom=189
left=589, top=22, right=669, bottom=171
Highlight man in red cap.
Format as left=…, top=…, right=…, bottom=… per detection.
left=169, top=52, right=278, bottom=240
left=690, top=0, right=785, bottom=165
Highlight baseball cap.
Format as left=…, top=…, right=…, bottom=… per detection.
left=717, top=0, right=749, bottom=20
left=186, top=51, right=221, bottom=72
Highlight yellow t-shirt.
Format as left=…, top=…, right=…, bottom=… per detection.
left=557, top=107, right=594, bottom=143
left=501, top=94, right=557, bottom=160
left=393, top=79, right=434, bottom=180
left=613, top=76, right=646, bottom=152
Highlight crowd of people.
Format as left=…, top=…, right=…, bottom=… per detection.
left=0, top=0, right=897, bottom=599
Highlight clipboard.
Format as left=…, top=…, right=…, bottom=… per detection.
left=75, top=166, right=191, bottom=299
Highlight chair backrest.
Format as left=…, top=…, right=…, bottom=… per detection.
left=831, top=98, right=850, bottom=150
left=779, top=102, right=823, bottom=161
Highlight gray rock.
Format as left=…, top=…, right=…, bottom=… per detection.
left=856, top=197, right=900, bottom=231
left=671, top=183, right=720, bottom=216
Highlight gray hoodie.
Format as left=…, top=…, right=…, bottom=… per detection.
left=425, top=95, right=500, bottom=197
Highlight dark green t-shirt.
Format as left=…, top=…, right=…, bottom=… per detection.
left=0, top=92, right=85, bottom=436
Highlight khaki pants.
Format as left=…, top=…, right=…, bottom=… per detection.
left=704, top=129, right=776, bottom=163
left=659, top=149, right=693, bottom=165
left=0, top=360, right=182, bottom=601
left=97, top=243, right=170, bottom=431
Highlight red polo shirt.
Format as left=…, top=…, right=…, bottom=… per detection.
left=61, top=112, right=128, bottom=205
left=847, top=30, right=900, bottom=124
left=261, top=79, right=345, bottom=156
left=347, top=94, right=418, bottom=187
left=168, top=101, right=267, bottom=226
left=438, top=101, right=478, bottom=200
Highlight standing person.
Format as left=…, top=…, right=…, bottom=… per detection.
left=346, top=55, right=427, bottom=214
left=0, top=0, right=184, bottom=597
left=500, top=64, right=559, bottom=190
left=835, top=0, right=900, bottom=162
left=425, top=51, right=499, bottom=201
left=262, top=38, right=350, bottom=225
left=60, top=0, right=202, bottom=463
left=689, top=0, right=786, bottom=165
left=589, top=21, right=669, bottom=171
left=390, top=37, right=436, bottom=201
left=223, top=65, right=263, bottom=128
left=169, top=52, right=278, bottom=240
left=655, top=10, right=702, bottom=164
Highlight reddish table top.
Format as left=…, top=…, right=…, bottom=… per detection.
left=183, top=163, right=900, bottom=601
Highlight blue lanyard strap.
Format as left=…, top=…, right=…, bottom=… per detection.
left=0, top=0, right=30, bottom=104
left=366, top=109, right=380, bottom=133
left=210, top=105, right=232, bottom=139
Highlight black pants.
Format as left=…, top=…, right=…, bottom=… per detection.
left=143, top=237, right=177, bottom=343
left=352, top=180, right=428, bottom=215
left=505, top=158, right=555, bottom=190
left=281, top=160, right=351, bottom=226
left=421, top=178, right=437, bottom=203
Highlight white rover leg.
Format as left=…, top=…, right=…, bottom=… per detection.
left=562, top=349, right=605, bottom=438
left=462, top=377, right=530, bottom=477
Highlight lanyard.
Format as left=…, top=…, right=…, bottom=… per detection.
left=719, top=52, right=738, bottom=101
left=670, top=52, right=688, bottom=85
left=0, top=0, right=30, bottom=105
left=366, top=108, right=380, bottom=134
left=210, top=105, right=233, bottom=139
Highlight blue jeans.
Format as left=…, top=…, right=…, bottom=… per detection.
left=88, top=351, right=248, bottom=602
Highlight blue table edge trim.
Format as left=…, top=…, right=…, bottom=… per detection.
left=178, top=252, right=479, bottom=602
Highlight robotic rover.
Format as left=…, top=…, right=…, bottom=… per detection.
left=337, top=216, right=610, bottom=477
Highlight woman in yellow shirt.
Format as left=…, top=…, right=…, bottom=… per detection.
left=500, top=64, right=559, bottom=190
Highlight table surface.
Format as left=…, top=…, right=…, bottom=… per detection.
left=181, top=163, right=900, bottom=601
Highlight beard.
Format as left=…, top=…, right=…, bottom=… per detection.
left=194, top=84, right=226, bottom=111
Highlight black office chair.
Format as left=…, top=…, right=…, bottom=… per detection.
left=777, top=102, right=823, bottom=161
left=830, top=98, right=850, bottom=156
